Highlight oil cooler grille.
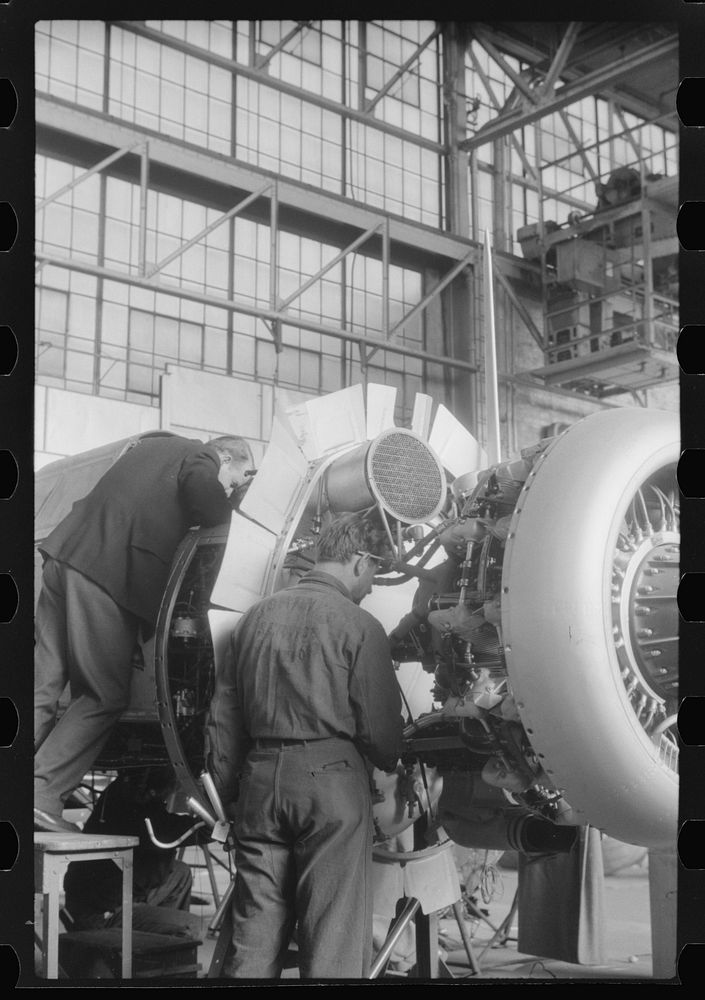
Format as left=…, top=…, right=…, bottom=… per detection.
left=368, top=431, right=446, bottom=523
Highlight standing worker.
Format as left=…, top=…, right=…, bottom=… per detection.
left=205, top=510, right=404, bottom=979
left=34, top=433, right=254, bottom=834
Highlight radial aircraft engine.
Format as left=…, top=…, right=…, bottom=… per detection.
left=34, top=383, right=679, bottom=853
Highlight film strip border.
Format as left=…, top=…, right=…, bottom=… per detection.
left=0, top=0, right=29, bottom=988
left=675, top=1, right=705, bottom=983
left=1, top=0, right=704, bottom=986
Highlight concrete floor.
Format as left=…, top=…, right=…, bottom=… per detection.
left=183, top=845, right=658, bottom=983
left=36, top=841, right=666, bottom=983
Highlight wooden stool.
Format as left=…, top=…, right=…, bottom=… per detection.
left=34, top=831, right=138, bottom=979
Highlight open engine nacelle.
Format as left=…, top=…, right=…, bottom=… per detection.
left=35, top=385, right=678, bottom=852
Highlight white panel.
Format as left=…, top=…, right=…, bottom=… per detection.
left=428, top=404, right=487, bottom=478
left=274, top=386, right=316, bottom=412
left=411, top=392, right=433, bottom=440
left=35, top=452, right=65, bottom=471
left=366, top=383, right=397, bottom=439
left=207, top=608, right=244, bottom=677
left=167, top=423, right=266, bottom=466
left=239, top=416, right=309, bottom=534
left=44, top=389, right=160, bottom=456
left=285, top=384, right=366, bottom=461
left=260, top=383, right=275, bottom=442
left=210, top=511, right=277, bottom=612
left=163, top=366, right=263, bottom=440
left=35, top=384, right=47, bottom=454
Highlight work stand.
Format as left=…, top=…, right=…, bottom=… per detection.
left=206, top=880, right=235, bottom=978
left=205, top=842, right=483, bottom=980
left=370, top=895, right=481, bottom=979
left=369, top=837, right=483, bottom=980
left=473, top=889, right=518, bottom=963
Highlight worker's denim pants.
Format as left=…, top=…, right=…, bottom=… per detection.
left=225, top=736, right=374, bottom=979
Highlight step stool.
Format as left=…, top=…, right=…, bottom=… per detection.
left=34, top=831, right=138, bottom=978
left=59, top=928, right=201, bottom=979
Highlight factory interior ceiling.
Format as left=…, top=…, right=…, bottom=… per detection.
left=460, top=21, right=678, bottom=151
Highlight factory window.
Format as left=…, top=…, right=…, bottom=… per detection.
left=146, top=19, right=234, bottom=57
left=365, top=24, right=420, bottom=106
left=36, top=281, right=99, bottom=395
left=234, top=20, right=443, bottom=225
left=127, top=308, right=205, bottom=399
left=47, top=20, right=443, bottom=227
left=36, top=287, right=69, bottom=381
left=276, top=342, right=322, bottom=393
left=36, top=21, right=106, bottom=111
left=237, top=78, right=344, bottom=196
left=258, top=21, right=323, bottom=69
left=108, top=25, right=232, bottom=155
left=36, top=156, right=102, bottom=264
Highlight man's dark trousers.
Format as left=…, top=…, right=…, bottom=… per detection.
left=226, top=736, right=375, bottom=979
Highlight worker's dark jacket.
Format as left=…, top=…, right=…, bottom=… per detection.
left=63, top=781, right=203, bottom=920
left=205, top=569, right=404, bottom=810
left=40, top=436, right=232, bottom=625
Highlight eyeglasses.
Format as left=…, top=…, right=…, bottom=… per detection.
left=356, top=551, right=395, bottom=573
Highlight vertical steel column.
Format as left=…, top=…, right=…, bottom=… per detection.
left=442, top=22, right=470, bottom=238
left=340, top=21, right=348, bottom=199
left=270, top=181, right=281, bottom=351
left=93, top=172, right=108, bottom=393
left=227, top=215, right=235, bottom=377
left=469, top=150, right=480, bottom=243
left=440, top=22, right=476, bottom=432
left=138, top=142, right=149, bottom=277
left=492, top=138, right=507, bottom=251
left=637, top=142, right=655, bottom=349
left=382, top=215, right=389, bottom=339
left=357, top=21, right=367, bottom=110
left=535, top=123, right=550, bottom=359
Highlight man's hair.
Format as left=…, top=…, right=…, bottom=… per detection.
left=316, top=510, right=391, bottom=564
left=209, top=435, right=253, bottom=466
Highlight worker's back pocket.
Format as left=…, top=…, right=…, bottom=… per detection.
left=310, top=758, right=354, bottom=775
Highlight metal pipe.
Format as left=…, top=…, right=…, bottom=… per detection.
left=186, top=795, right=217, bottom=828
left=201, top=770, right=228, bottom=824
left=144, top=816, right=206, bottom=849
left=368, top=897, right=420, bottom=978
